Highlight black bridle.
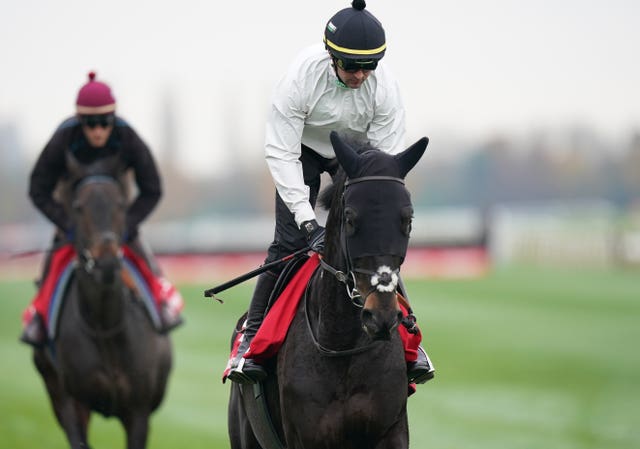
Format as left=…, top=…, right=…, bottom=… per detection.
left=319, top=175, right=405, bottom=307
left=72, top=175, right=125, bottom=274
left=307, top=174, right=412, bottom=356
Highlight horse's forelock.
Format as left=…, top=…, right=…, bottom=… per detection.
left=320, top=142, right=399, bottom=214
left=353, top=150, right=402, bottom=178
left=337, top=136, right=402, bottom=179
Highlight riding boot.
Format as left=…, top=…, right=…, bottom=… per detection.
left=397, top=276, right=435, bottom=384
left=157, top=278, right=184, bottom=333
left=20, top=310, right=47, bottom=348
left=227, top=271, right=278, bottom=384
left=407, top=345, right=435, bottom=384
left=20, top=245, right=56, bottom=348
left=125, top=239, right=184, bottom=333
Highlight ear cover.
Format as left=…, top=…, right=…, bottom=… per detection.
left=394, top=137, right=428, bottom=178
left=330, top=131, right=361, bottom=178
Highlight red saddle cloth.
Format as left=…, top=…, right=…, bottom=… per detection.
left=223, top=253, right=421, bottom=380
left=29, top=245, right=76, bottom=328
left=26, top=243, right=182, bottom=331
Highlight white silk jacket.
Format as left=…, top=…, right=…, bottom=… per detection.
left=264, top=43, right=407, bottom=226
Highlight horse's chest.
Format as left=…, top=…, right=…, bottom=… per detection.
left=62, top=357, right=131, bottom=393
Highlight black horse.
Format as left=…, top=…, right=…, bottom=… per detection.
left=228, top=131, right=428, bottom=449
left=31, top=166, right=173, bottom=449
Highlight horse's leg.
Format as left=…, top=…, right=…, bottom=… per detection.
left=33, top=350, right=92, bottom=449
left=122, top=411, right=150, bottom=449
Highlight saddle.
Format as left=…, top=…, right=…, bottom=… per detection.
left=42, top=244, right=163, bottom=339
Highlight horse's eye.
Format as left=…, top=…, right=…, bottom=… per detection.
left=401, top=206, right=413, bottom=237
left=344, top=207, right=358, bottom=236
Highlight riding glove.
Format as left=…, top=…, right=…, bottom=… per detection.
left=124, top=226, right=138, bottom=243
left=301, top=219, right=325, bottom=254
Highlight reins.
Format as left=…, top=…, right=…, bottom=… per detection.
left=304, top=266, right=381, bottom=357
left=306, top=174, right=416, bottom=356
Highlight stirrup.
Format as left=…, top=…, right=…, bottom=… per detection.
left=227, top=358, right=267, bottom=384
left=408, top=346, right=435, bottom=384
left=158, top=302, right=184, bottom=333
left=20, top=314, right=47, bottom=348
left=408, top=363, right=435, bottom=384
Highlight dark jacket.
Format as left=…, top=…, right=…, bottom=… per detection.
left=29, top=116, right=162, bottom=235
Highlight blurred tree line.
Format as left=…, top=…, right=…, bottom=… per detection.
left=1, top=124, right=639, bottom=226
left=410, top=129, right=640, bottom=212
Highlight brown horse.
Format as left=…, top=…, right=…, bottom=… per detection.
left=228, top=132, right=428, bottom=449
left=32, top=171, right=172, bottom=449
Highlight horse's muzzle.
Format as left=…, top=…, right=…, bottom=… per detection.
left=86, top=232, right=122, bottom=284
left=361, top=295, right=403, bottom=340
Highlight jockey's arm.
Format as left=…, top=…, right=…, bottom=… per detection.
left=124, top=130, right=162, bottom=235
left=264, top=88, right=315, bottom=227
left=29, top=131, right=72, bottom=232
left=366, top=69, right=407, bottom=155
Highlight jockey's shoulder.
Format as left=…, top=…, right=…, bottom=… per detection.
left=56, top=116, right=81, bottom=131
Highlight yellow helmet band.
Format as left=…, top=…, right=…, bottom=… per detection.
left=324, top=37, right=386, bottom=56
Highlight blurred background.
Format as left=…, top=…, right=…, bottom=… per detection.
left=1, top=0, right=639, bottom=271
left=1, top=1, right=639, bottom=448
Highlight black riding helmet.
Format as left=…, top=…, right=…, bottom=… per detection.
left=323, top=0, right=386, bottom=72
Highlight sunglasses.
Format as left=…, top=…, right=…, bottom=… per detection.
left=336, top=58, right=378, bottom=73
left=79, top=113, right=115, bottom=129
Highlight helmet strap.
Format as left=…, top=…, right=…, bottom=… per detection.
left=330, top=57, right=349, bottom=89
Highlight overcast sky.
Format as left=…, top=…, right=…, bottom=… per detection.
left=1, top=0, right=639, bottom=176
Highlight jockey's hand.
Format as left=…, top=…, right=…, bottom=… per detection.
left=64, top=227, right=75, bottom=242
left=123, top=226, right=138, bottom=243
left=301, top=219, right=325, bottom=254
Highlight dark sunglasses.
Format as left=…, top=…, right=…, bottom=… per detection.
left=79, top=113, right=115, bottom=129
left=336, top=57, right=378, bottom=73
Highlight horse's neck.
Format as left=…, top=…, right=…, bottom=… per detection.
left=75, top=270, right=125, bottom=330
left=312, top=256, right=364, bottom=349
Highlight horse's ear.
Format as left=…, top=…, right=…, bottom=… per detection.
left=395, top=137, right=428, bottom=178
left=330, top=131, right=361, bottom=178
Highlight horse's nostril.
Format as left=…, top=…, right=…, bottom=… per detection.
left=396, top=310, right=403, bottom=323
left=362, top=309, right=373, bottom=323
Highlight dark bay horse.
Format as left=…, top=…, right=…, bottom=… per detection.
left=32, top=166, right=173, bottom=449
left=228, top=132, right=428, bottom=449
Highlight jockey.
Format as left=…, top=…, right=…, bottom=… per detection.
left=227, top=0, right=435, bottom=384
left=20, top=72, right=184, bottom=347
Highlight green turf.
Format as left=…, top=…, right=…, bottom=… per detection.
left=1, top=265, right=638, bottom=448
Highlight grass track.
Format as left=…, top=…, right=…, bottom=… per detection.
left=1, top=265, right=638, bottom=448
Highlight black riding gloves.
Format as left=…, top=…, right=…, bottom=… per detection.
left=64, top=227, right=76, bottom=243
left=123, top=226, right=138, bottom=243
left=301, top=219, right=325, bottom=254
